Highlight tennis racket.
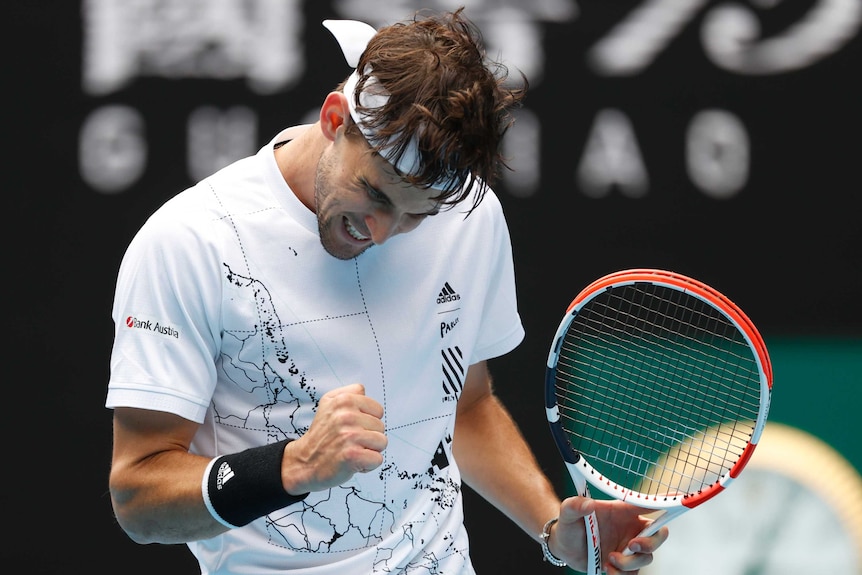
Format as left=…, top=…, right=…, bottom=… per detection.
left=544, top=269, right=772, bottom=574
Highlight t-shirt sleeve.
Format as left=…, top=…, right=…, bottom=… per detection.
left=470, top=193, right=525, bottom=363
left=105, top=191, right=223, bottom=423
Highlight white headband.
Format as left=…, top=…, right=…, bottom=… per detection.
left=322, top=19, right=460, bottom=190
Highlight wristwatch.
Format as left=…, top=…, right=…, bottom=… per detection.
left=641, top=422, right=862, bottom=573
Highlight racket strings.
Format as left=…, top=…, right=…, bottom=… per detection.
left=555, top=283, right=762, bottom=498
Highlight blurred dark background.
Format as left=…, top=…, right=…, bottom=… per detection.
left=9, top=1, right=861, bottom=573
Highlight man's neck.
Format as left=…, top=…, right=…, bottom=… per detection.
left=274, top=124, right=321, bottom=213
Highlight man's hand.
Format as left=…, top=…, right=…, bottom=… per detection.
left=549, top=496, right=669, bottom=574
left=281, top=383, right=387, bottom=495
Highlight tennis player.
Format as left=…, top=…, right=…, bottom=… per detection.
left=105, top=8, right=668, bottom=574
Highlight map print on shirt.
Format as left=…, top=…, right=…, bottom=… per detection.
left=215, top=262, right=466, bottom=573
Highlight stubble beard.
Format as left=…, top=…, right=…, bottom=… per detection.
left=314, top=153, right=367, bottom=261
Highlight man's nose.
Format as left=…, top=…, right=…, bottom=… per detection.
left=365, top=211, right=398, bottom=245
left=365, top=211, right=420, bottom=244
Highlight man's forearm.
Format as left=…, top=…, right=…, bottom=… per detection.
left=453, top=391, right=561, bottom=541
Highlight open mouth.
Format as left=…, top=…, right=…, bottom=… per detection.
left=344, top=217, right=370, bottom=242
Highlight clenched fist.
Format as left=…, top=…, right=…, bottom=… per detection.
left=280, top=383, right=387, bottom=495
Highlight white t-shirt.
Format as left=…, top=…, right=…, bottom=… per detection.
left=106, top=127, right=525, bottom=575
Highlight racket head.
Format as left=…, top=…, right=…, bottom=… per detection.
left=545, top=269, right=772, bottom=511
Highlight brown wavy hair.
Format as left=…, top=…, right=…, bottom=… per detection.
left=341, top=7, right=528, bottom=213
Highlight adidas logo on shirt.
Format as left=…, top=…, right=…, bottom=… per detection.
left=437, top=282, right=460, bottom=304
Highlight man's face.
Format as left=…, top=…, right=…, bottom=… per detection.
left=313, top=132, right=441, bottom=260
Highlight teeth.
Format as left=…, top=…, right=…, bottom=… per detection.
left=345, top=217, right=369, bottom=241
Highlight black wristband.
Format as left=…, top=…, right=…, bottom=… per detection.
left=202, top=439, right=308, bottom=528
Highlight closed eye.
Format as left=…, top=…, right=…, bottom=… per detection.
left=359, top=177, right=439, bottom=218
left=361, top=179, right=391, bottom=205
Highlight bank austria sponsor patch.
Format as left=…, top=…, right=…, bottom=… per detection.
left=125, top=313, right=180, bottom=339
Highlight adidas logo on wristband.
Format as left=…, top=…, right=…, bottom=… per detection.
left=216, top=461, right=235, bottom=490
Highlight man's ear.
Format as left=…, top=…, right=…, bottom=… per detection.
left=320, top=92, right=349, bottom=141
